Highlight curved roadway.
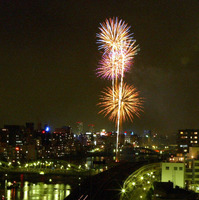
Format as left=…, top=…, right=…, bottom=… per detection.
left=65, top=161, right=154, bottom=200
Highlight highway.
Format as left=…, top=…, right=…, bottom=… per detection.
left=121, top=163, right=161, bottom=200
left=65, top=161, right=152, bottom=200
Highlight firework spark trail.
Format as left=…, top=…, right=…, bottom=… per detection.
left=115, top=41, right=137, bottom=155
left=116, top=47, right=125, bottom=155
left=112, top=58, right=115, bottom=102
left=112, top=47, right=116, bottom=103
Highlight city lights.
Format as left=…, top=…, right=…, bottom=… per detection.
left=1, top=1, right=197, bottom=200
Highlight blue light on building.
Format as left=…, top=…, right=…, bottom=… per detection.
left=45, top=126, right=50, bottom=132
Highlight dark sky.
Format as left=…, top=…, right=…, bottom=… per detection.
left=0, top=0, right=199, bottom=135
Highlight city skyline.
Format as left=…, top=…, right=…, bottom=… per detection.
left=0, top=1, right=198, bottom=135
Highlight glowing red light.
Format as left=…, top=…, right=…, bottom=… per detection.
left=42, top=130, right=45, bottom=134
left=15, top=147, right=19, bottom=151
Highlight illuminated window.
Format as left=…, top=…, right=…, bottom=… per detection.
left=191, top=141, right=193, bottom=143
left=181, top=136, right=188, bottom=139
left=195, top=136, right=198, bottom=139
left=184, top=149, right=187, bottom=152
left=195, top=141, right=198, bottom=143
left=194, top=132, right=198, bottom=135
left=180, top=132, right=183, bottom=134
left=190, top=136, right=193, bottom=139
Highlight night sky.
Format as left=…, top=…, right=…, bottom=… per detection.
left=0, top=1, right=199, bottom=135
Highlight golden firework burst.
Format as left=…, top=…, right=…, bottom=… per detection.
left=98, top=83, right=143, bottom=123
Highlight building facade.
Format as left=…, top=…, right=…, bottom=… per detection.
left=177, top=129, right=199, bottom=154
left=161, top=162, right=185, bottom=188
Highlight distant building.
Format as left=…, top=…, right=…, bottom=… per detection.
left=88, top=124, right=95, bottom=133
left=24, top=122, right=35, bottom=145
left=1, top=125, right=25, bottom=162
left=77, top=134, right=87, bottom=146
left=4, top=125, right=24, bottom=147
left=187, top=146, right=199, bottom=159
left=124, top=132, right=138, bottom=146
left=102, top=131, right=116, bottom=150
left=22, top=144, right=37, bottom=161
left=85, top=132, right=93, bottom=146
left=177, top=129, right=199, bottom=154
left=52, top=126, right=74, bottom=157
left=140, top=130, right=152, bottom=147
left=76, top=121, right=83, bottom=135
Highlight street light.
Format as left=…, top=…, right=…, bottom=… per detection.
left=121, top=188, right=126, bottom=193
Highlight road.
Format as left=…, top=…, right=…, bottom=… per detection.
left=65, top=161, right=151, bottom=200
left=121, top=162, right=161, bottom=200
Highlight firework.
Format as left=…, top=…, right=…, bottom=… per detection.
left=96, top=17, right=142, bottom=162
left=97, top=17, right=133, bottom=52
left=96, top=41, right=138, bottom=80
left=96, top=52, right=129, bottom=79
left=98, top=83, right=143, bottom=122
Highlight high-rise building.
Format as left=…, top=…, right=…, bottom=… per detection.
left=76, top=121, right=83, bottom=135
left=124, top=131, right=138, bottom=146
left=52, top=126, right=74, bottom=157
left=139, top=130, right=152, bottom=147
left=88, top=124, right=95, bottom=133
left=177, top=129, right=199, bottom=154
left=1, top=125, right=25, bottom=162
left=4, top=125, right=24, bottom=147
left=25, top=122, right=35, bottom=144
